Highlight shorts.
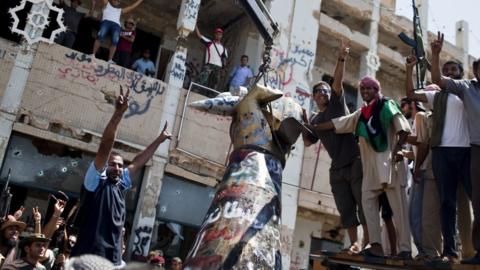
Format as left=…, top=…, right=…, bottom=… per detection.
left=97, top=20, right=121, bottom=46
left=330, top=158, right=365, bottom=228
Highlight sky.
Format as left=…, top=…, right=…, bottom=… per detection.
left=395, top=0, right=480, bottom=58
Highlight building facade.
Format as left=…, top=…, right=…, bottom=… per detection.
left=0, top=0, right=476, bottom=269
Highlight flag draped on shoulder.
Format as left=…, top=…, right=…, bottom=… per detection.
left=356, top=98, right=402, bottom=152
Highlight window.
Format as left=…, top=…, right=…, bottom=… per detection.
left=0, top=133, right=143, bottom=230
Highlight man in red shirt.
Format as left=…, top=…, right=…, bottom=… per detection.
left=115, top=17, right=136, bottom=67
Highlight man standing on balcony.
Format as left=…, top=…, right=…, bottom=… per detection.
left=195, top=26, right=228, bottom=90
left=228, top=55, right=254, bottom=94
left=430, top=32, right=480, bottom=265
left=132, top=49, right=156, bottom=76
left=302, top=40, right=366, bottom=255
left=91, top=0, right=144, bottom=64
left=70, top=87, right=171, bottom=265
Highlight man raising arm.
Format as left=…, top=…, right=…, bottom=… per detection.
left=70, top=87, right=171, bottom=265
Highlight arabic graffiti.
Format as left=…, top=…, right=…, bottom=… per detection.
left=266, top=45, right=315, bottom=106
left=170, top=53, right=187, bottom=81
left=183, top=58, right=201, bottom=89
left=183, top=0, right=200, bottom=20
left=57, top=51, right=166, bottom=118
left=132, top=226, right=153, bottom=257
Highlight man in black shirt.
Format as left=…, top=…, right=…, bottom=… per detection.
left=303, top=40, right=365, bottom=254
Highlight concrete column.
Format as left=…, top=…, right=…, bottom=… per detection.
left=267, top=0, right=322, bottom=268
left=128, top=0, right=199, bottom=259
left=128, top=156, right=167, bottom=260
left=456, top=20, right=470, bottom=75
left=0, top=0, right=61, bottom=164
left=0, top=45, right=36, bottom=166
left=358, top=0, right=381, bottom=107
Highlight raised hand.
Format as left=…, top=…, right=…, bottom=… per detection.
left=405, top=55, right=417, bottom=69
left=33, top=206, right=41, bottom=223
left=338, top=39, right=350, bottom=60
left=116, top=85, right=130, bottom=113
left=53, top=199, right=66, bottom=217
left=159, top=122, right=172, bottom=142
left=431, top=31, right=444, bottom=55
left=13, top=206, right=25, bottom=220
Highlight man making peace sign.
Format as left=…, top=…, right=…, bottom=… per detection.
left=70, top=86, right=171, bottom=265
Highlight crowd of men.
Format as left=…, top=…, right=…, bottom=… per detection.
left=0, top=87, right=177, bottom=269
left=304, top=32, right=480, bottom=265
left=55, top=0, right=155, bottom=74
left=55, top=0, right=254, bottom=90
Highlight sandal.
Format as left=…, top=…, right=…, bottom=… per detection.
left=339, top=243, right=361, bottom=255
left=362, top=247, right=384, bottom=258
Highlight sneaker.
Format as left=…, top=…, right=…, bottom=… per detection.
left=107, top=59, right=115, bottom=64
left=461, top=254, right=480, bottom=265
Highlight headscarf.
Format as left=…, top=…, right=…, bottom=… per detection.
left=359, top=76, right=382, bottom=119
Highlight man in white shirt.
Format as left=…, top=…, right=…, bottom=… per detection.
left=405, top=55, right=471, bottom=264
left=195, top=26, right=228, bottom=90
left=91, top=0, right=144, bottom=63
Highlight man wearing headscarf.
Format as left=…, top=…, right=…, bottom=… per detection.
left=310, top=76, right=412, bottom=259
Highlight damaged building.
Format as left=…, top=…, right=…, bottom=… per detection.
left=0, top=0, right=476, bottom=268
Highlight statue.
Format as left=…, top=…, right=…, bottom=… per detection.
left=183, top=84, right=312, bottom=269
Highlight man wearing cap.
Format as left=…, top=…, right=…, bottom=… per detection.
left=70, top=88, right=171, bottom=266
left=398, top=96, right=431, bottom=259
left=0, top=216, right=27, bottom=267
left=115, top=17, right=136, bottom=67
left=430, top=32, right=480, bottom=265
left=91, top=0, right=145, bottom=64
left=302, top=40, right=366, bottom=255
left=195, top=26, right=228, bottom=89
left=55, top=0, right=85, bottom=49
left=310, top=76, right=412, bottom=259
left=2, top=233, right=50, bottom=270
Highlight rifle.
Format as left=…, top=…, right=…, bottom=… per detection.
left=0, top=169, right=12, bottom=220
left=398, top=0, right=430, bottom=89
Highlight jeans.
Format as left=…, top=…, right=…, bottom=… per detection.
left=432, top=147, right=472, bottom=257
left=97, top=20, right=121, bottom=45
left=409, top=170, right=426, bottom=255
left=471, top=145, right=480, bottom=256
